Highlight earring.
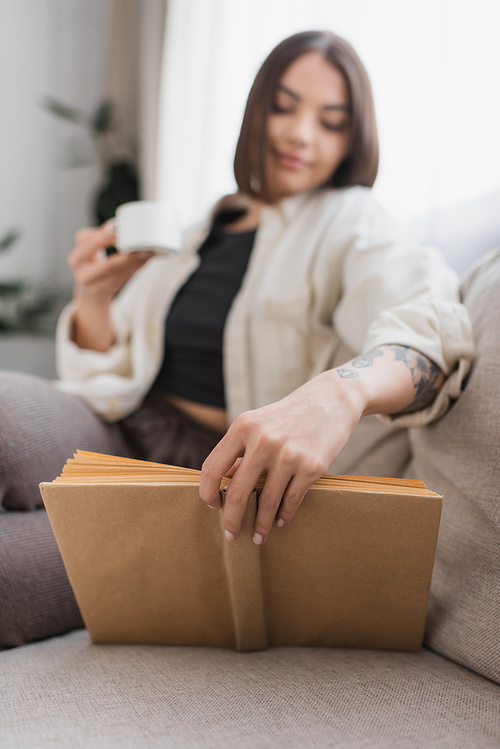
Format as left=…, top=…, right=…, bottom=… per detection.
left=250, top=175, right=261, bottom=192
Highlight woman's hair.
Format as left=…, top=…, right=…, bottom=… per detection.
left=234, top=30, right=379, bottom=202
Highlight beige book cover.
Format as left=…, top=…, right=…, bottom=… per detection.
left=40, top=451, right=442, bottom=652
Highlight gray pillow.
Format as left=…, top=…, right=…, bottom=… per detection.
left=406, top=249, right=500, bottom=684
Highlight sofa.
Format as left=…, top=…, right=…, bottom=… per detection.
left=0, top=250, right=499, bottom=749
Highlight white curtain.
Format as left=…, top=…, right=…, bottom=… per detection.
left=138, top=0, right=167, bottom=200
left=105, top=0, right=167, bottom=201
left=156, top=0, right=500, bottom=272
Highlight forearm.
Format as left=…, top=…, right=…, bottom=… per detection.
left=328, top=345, right=444, bottom=418
left=200, top=345, right=444, bottom=542
left=71, top=293, right=115, bottom=352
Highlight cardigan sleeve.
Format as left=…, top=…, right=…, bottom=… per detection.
left=333, top=191, right=475, bottom=427
left=55, top=220, right=209, bottom=387
left=53, top=222, right=207, bottom=421
left=55, top=299, right=133, bottom=382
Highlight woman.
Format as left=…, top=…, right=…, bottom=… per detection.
left=57, top=31, right=474, bottom=546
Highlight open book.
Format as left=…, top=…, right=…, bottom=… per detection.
left=40, top=451, right=442, bottom=652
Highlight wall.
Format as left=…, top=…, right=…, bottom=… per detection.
left=0, top=0, right=112, bottom=287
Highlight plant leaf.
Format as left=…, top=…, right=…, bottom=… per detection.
left=59, top=136, right=96, bottom=169
left=41, top=96, right=88, bottom=125
left=0, top=282, right=23, bottom=295
left=92, top=100, right=115, bottom=134
left=0, top=230, right=20, bottom=252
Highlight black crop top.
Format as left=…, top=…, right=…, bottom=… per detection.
left=152, top=221, right=256, bottom=408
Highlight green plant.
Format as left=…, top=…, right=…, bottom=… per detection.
left=0, top=230, right=71, bottom=334
left=41, top=97, right=117, bottom=169
left=0, top=230, right=21, bottom=252
left=41, top=97, right=139, bottom=222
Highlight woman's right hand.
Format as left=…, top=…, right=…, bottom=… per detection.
left=69, top=224, right=154, bottom=304
left=68, top=224, right=154, bottom=351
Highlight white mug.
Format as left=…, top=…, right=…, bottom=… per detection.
left=115, top=201, right=182, bottom=254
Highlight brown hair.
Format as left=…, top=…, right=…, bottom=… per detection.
left=234, top=31, right=379, bottom=202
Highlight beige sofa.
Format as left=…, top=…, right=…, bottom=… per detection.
left=0, top=251, right=499, bottom=748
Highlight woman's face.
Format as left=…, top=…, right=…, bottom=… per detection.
left=265, top=51, right=351, bottom=202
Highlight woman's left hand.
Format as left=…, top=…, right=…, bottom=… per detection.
left=199, top=370, right=366, bottom=545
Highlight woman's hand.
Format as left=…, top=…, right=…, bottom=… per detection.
left=199, top=370, right=368, bottom=544
left=199, top=346, right=443, bottom=544
left=68, top=224, right=154, bottom=351
left=69, top=224, right=154, bottom=304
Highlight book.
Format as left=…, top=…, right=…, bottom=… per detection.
left=39, top=451, right=442, bottom=652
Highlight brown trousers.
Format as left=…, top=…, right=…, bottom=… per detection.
left=118, top=389, right=224, bottom=470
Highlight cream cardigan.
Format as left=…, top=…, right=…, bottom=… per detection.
left=56, top=186, right=474, bottom=434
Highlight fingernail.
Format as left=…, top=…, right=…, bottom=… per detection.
left=253, top=532, right=264, bottom=545
left=207, top=504, right=219, bottom=510
left=225, top=530, right=237, bottom=542
left=276, top=518, right=285, bottom=528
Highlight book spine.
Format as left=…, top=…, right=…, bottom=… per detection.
left=221, top=489, right=268, bottom=652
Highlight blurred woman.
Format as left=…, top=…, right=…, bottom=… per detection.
left=56, top=31, right=474, bottom=544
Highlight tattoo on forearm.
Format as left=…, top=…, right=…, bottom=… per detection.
left=389, top=345, right=441, bottom=413
left=335, top=345, right=441, bottom=414
left=351, top=349, right=384, bottom=368
left=336, top=368, right=360, bottom=379
left=336, top=348, right=385, bottom=379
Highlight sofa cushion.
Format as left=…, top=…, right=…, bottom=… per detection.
left=0, top=510, right=83, bottom=649
left=406, top=248, right=500, bottom=684
left=1, top=630, right=499, bottom=749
